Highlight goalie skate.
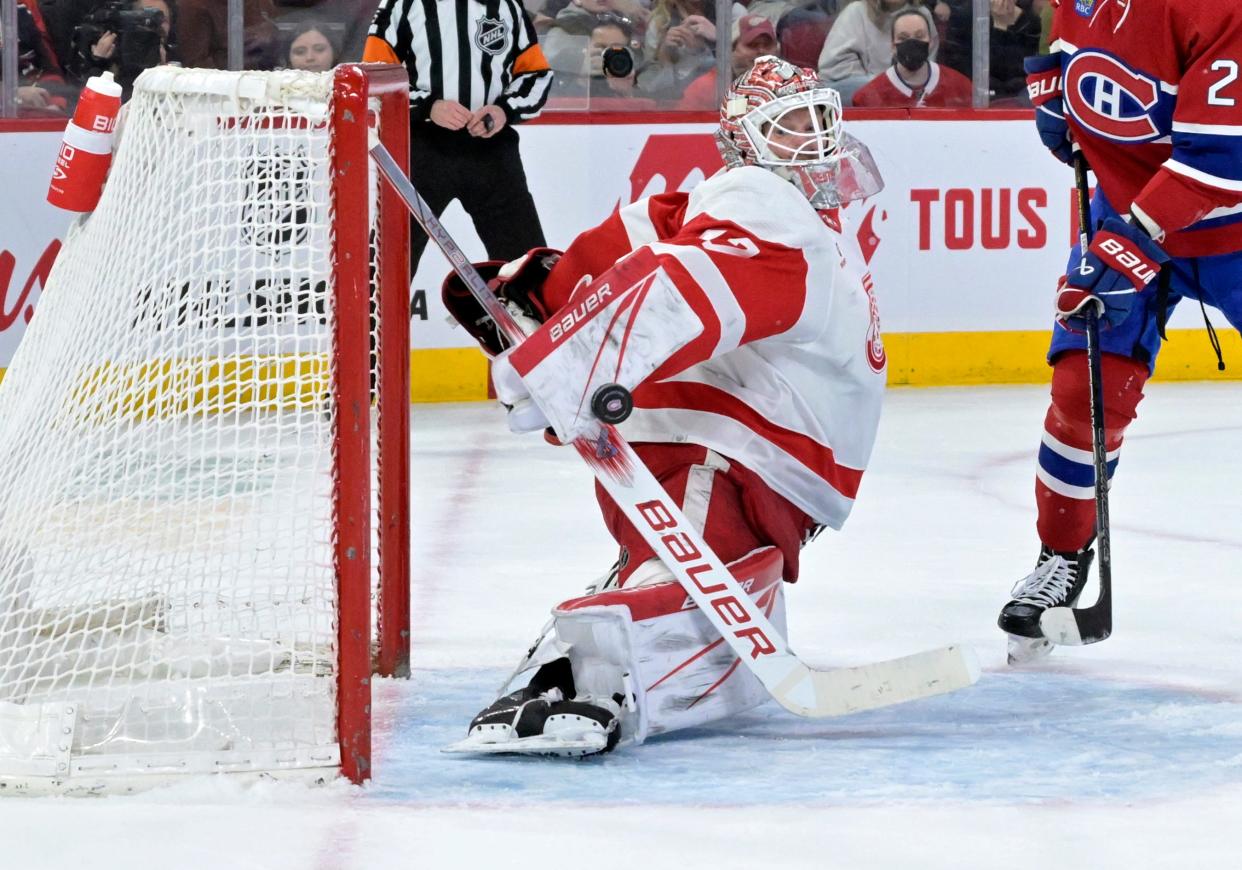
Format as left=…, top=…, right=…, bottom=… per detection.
left=444, top=660, right=621, bottom=758
left=444, top=725, right=612, bottom=758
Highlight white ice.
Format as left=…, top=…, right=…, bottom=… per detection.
left=3, top=382, right=1241, bottom=869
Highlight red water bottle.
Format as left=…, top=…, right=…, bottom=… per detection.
left=47, top=72, right=123, bottom=213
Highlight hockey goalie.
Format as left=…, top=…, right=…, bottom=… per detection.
left=442, top=57, right=888, bottom=756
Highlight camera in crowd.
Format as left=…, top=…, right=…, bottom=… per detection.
left=592, top=12, right=637, bottom=80
left=601, top=45, right=636, bottom=80
left=73, top=1, right=166, bottom=80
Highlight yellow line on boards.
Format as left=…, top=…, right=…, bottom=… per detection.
left=884, top=329, right=1242, bottom=386
left=407, top=330, right=1242, bottom=398
left=1, top=331, right=1236, bottom=401
left=408, top=347, right=491, bottom=403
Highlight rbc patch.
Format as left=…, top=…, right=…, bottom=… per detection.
left=1074, top=0, right=1095, bottom=15
left=475, top=16, right=509, bottom=56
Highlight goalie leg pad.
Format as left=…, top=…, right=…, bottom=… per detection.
left=597, top=444, right=816, bottom=586
left=553, top=546, right=786, bottom=745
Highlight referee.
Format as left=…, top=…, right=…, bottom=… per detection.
left=364, top=0, right=553, bottom=274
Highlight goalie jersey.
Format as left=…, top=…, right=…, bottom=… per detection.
left=1050, top=0, right=1242, bottom=256
left=538, top=165, right=887, bottom=531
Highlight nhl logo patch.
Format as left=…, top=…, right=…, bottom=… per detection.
left=475, top=16, right=509, bottom=56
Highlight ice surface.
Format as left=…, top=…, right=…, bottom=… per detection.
left=3, top=383, right=1241, bottom=869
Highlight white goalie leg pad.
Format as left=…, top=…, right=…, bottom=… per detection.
left=551, top=546, right=786, bottom=745
left=489, top=558, right=628, bottom=697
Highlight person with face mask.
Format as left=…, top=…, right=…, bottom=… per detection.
left=816, top=0, right=905, bottom=103
left=851, top=5, right=972, bottom=108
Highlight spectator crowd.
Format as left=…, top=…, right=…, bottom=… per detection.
left=1, top=0, right=1054, bottom=117
left=533, top=0, right=1050, bottom=109
left=1, top=0, right=377, bottom=115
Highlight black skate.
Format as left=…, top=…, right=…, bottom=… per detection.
left=444, top=658, right=622, bottom=757
left=999, top=545, right=1094, bottom=664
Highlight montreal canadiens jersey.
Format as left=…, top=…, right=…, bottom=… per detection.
left=539, top=166, right=887, bottom=530
left=1049, top=0, right=1242, bottom=256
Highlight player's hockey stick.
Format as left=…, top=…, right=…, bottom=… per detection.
left=370, top=142, right=980, bottom=717
left=1040, top=152, right=1113, bottom=645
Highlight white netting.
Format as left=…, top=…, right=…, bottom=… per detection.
left=0, top=68, right=376, bottom=790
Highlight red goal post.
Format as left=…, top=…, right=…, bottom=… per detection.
left=333, top=63, right=412, bottom=784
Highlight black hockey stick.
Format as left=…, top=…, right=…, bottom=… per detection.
left=1039, top=151, right=1112, bottom=645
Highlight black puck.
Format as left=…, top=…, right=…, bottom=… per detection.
left=590, top=383, right=633, bottom=424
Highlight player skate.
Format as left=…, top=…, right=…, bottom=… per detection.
left=998, top=546, right=1094, bottom=665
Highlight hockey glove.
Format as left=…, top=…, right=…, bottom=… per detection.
left=442, top=248, right=561, bottom=356
left=1025, top=52, right=1073, bottom=165
left=490, top=347, right=552, bottom=435
left=488, top=248, right=703, bottom=444
left=1057, top=216, right=1168, bottom=330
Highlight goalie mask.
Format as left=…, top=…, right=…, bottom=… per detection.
left=717, top=56, right=884, bottom=209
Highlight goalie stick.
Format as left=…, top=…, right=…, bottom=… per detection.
left=370, top=142, right=980, bottom=718
left=1039, top=152, right=1113, bottom=646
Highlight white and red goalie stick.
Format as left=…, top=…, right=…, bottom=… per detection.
left=370, top=143, right=980, bottom=718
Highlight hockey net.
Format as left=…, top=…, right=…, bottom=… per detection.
left=0, top=65, right=410, bottom=793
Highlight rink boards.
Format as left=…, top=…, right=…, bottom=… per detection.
left=3, top=116, right=1239, bottom=399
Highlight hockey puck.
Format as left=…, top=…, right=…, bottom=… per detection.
left=590, top=383, right=633, bottom=424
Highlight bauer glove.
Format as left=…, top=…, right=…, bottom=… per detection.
left=1057, top=216, right=1168, bottom=330
left=1025, top=52, right=1073, bottom=165
left=441, top=248, right=560, bottom=356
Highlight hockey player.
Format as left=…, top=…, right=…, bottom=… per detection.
left=1000, top=2, right=1242, bottom=662
left=441, top=57, right=887, bottom=755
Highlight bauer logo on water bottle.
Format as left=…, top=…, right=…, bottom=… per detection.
left=46, top=72, right=123, bottom=213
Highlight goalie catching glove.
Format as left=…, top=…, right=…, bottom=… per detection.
left=441, top=248, right=562, bottom=356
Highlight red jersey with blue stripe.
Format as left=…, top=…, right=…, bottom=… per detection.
left=1051, top=0, right=1242, bottom=256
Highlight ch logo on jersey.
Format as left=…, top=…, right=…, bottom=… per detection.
left=474, top=16, right=509, bottom=56
left=1064, top=51, right=1162, bottom=142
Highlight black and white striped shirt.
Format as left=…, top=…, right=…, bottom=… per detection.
left=366, top=0, right=553, bottom=123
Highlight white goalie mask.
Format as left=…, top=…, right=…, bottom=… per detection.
left=717, top=56, right=884, bottom=209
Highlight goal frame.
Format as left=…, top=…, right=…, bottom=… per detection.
left=0, top=63, right=411, bottom=792
left=332, top=63, right=411, bottom=785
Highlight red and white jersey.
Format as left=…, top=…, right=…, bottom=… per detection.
left=851, top=63, right=973, bottom=109
left=540, top=166, right=887, bottom=530
left=1050, top=0, right=1242, bottom=256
